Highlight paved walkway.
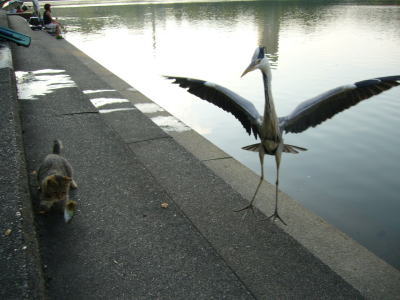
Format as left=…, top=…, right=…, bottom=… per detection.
left=1, top=12, right=399, bottom=299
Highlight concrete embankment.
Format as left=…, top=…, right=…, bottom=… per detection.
left=0, top=10, right=46, bottom=299
left=1, top=11, right=400, bottom=299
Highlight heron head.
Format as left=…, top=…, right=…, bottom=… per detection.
left=241, top=46, right=269, bottom=77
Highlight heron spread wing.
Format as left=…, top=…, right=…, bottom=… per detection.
left=279, top=75, right=400, bottom=134
left=165, top=76, right=262, bottom=138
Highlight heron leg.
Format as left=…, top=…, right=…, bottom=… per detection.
left=234, top=148, right=265, bottom=214
left=265, top=151, right=287, bottom=225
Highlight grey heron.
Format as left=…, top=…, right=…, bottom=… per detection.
left=166, top=46, right=400, bottom=225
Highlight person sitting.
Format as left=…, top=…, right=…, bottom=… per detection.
left=43, top=3, right=63, bottom=39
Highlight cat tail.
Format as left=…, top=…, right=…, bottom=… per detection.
left=53, top=140, right=63, bottom=154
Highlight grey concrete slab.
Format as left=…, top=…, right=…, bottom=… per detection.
left=168, top=130, right=232, bottom=161
left=19, top=92, right=253, bottom=299
left=18, top=88, right=97, bottom=116
left=99, top=109, right=169, bottom=143
left=127, top=137, right=362, bottom=299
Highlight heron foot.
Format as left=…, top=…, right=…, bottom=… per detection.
left=234, top=204, right=259, bottom=221
left=264, top=211, right=287, bottom=226
left=233, top=204, right=255, bottom=214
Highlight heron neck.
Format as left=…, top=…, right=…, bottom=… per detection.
left=262, top=71, right=277, bottom=120
left=261, top=69, right=280, bottom=139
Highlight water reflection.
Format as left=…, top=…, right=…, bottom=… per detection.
left=55, top=1, right=400, bottom=269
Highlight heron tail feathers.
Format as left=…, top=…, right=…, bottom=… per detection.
left=242, top=143, right=307, bottom=154
left=283, top=144, right=307, bottom=154
left=242, top=143, right=260, bottom=152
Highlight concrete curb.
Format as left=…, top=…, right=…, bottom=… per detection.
left=0, top=10, right=46, bottom=299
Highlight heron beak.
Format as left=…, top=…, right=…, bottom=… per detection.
left=241, top=62, right=257, bottom=78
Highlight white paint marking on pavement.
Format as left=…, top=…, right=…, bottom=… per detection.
left=83, top=89, right=116, bottom=94
left=15, top=69, right=76, bottom=100
left=90, top=98, right=129, bottom=108
left=135, top=103, right=165, bottom=114
left=99, top=107, right=135, bottom=114
left=151, top=116, right=190, bottom=132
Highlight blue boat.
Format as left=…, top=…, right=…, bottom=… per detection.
left=0, top=26, right=31, bottom=47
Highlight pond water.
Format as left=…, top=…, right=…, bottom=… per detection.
left=53, top=1, right=400, bottom=269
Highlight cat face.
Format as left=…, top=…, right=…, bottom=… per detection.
left=42, top=175, right=72, bottom=201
